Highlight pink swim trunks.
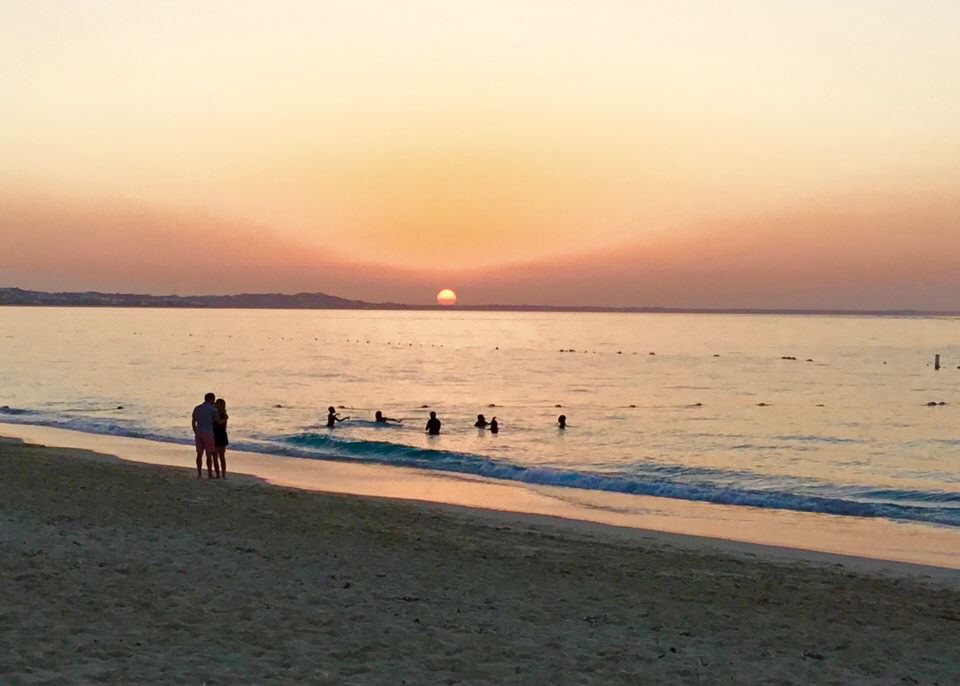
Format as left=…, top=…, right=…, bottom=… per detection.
left=195, top=432, right=216, bottom=454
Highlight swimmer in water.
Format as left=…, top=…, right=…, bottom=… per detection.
left=474, top=413, right=488, bottom=429
left=557, top=414, right=566, bottom=429
left=327, top=406, right=349, bottom=427
left=489, top=417, right=499, bottom=434
left=425, top=411, right=441, bottom=435
left=374, top=410, right=401, bottom=424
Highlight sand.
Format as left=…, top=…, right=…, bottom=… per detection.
left=2, top=437, right=959, bottom=685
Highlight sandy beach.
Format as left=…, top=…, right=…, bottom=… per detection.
left=2, top=436, right=959, bottom=684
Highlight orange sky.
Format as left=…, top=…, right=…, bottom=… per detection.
left=2, top=1, right=959, bottom=307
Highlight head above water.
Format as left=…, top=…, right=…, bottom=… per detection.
left=476, top=414, right=485, bottom=421
left=204, top=392, right=215, bottom=403
left=429, top=411, right=437, bottom=419
left=328, top=406, right=335, bottom=414
left=558, top=414, right=566, bottom=427
left=375, top=410, right=382, bottom=419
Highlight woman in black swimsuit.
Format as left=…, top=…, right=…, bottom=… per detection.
left=214, top=398, right=229, bottom=478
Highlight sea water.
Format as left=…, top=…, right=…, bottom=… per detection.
left=1, top=307, right=958, bottom=527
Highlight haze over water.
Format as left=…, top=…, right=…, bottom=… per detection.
left=2, top=307, right=959, bottom=527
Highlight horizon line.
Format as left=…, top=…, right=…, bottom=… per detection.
left=2, top=287, right=959, bottom=317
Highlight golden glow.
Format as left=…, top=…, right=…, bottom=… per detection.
left=436, top=288, right=458, bottom=306
left=1, top=1, right=959, bottom=307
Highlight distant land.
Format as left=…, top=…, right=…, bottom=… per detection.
left=1, top=287, right=958, bottom=316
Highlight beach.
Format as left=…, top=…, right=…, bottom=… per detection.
left=3, top=436, right=959, bottom=684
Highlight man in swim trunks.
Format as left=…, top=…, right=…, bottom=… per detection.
left=192, top=392, right=220, bottom=478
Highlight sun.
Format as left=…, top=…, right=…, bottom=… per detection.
left=436, top=288, right=458, bottom=306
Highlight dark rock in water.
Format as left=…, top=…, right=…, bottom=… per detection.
left=116, top=405, right=123, bottom=410
left=816, top=403, right=825, bottom=407
left=805, top=359, right=813, bottom=362
left=692, top=402, right=702, bottom=407
left=927, top=401, right=939, bottom=406
left=648, top=352, right=655, bottom=355
left=757, top=402, right=768, bottom=407
left=274, top=404, right=283, bottom=408
left=713, top=354, right=720, bottom=357
left=420, top=404, right=429, bottom=408
left=781, top=356, right=797, bottom=360
left=628, top=404, right=636, bottom=408
left=488, top=403, right=496, bottom=407
left=939, top=401, right=947, bottom=406
left=555, top=404, right=562, bottom=408
left=617, top=351, right=622, bottom=354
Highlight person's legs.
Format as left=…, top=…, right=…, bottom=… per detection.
left=217, top=447, right=226, bottom=478
left=195, top=436, right=204, bottom=477
left=197, top=433, right=218, bottom=478
left=207, top=449, right=220, bottom=478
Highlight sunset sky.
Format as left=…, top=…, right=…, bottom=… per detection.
left=2, top=0, right=959, bottom=308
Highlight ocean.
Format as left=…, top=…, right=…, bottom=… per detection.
left=2, top=307, right=959, bottom=528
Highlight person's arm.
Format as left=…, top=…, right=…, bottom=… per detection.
left=192, top=409, right=198, bottom=434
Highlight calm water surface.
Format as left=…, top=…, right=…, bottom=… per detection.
left=1, top=307, right=958, bottom=526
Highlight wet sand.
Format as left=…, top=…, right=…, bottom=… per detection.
left=2, top=436, right=959, bottom=684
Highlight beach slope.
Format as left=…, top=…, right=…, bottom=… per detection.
left=2, top=437, right=959, bottom=684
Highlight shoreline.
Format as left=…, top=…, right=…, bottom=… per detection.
left=3, top=434, right=960, bottom=683
left=5, top=290, right=960, bottom=316
left=4, top=421, right=960, bottom=578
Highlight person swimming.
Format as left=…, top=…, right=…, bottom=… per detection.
left=474, top=413, right=488, bottom=428
left=557, top=414, right=566, bottom=429
left=489, top=417, right=499, bottom=434
left=425, top=410, right=441, bottom=435
left=327, top=406, right=349, bottom=427
left=375, top=410, right=401, bottom=424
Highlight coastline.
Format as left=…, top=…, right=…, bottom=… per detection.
left=3, top=434, right=960, bottom=684
left=5, top=288, right=960, bottom=316
left=3, top=421, right=960, bottom=576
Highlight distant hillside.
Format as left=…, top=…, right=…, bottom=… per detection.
left=1, top=287, right=957, bottom=316
left=0, top=287, right=375, bottom=309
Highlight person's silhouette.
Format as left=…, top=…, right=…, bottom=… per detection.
left=425, top=411, right=441, bottom=435
left=327, top=406, right=348, bottom=427
left=474, top=413, right=488, bottom=428
left=375, top=410, right=400, bottom=424
left=557, top=414, right=566, bottom=429
left=489, top=417, right=499, bottom=434
left=192, top=392, right=219, bottom=478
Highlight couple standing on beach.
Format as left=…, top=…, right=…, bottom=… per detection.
left=192, top=392, right=229, bottom=479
